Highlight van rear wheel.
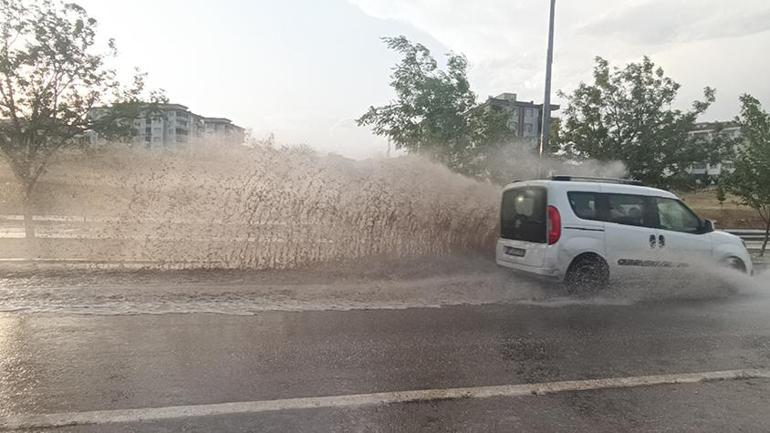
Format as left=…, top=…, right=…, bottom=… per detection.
left=565, top=255, right=609, bottom=296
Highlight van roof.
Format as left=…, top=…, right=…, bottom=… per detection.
left=502, top=179, right=678, bottom=199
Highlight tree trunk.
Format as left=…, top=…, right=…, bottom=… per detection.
left=762, top=218, right=770, bottom=257
left=719, top=203, right=724, bottom=223
left=23, top=194, right=36, bottom=239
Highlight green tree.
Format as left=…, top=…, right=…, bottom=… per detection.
left=357, top=36, right=513, bottom=177
left=557, top=56, right=731, bottom=188
left=723, top=94, right=770, bottom=256
left=459, top=106, right=520, bottom=181
left=0, top=0, right=161, bottom=238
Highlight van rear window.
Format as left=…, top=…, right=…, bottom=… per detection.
left=501, top=187, right=546, bottom=243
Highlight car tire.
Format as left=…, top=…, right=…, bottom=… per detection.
left=564, top=255, right=610, bottom=296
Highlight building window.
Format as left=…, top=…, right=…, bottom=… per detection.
left=524, top=123, right=534, bottom=135
left=524, top=108, right=536, bottom=119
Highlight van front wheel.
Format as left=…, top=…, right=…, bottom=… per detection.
left=720, top=257, right=746, bottom=273
left=564, top=255, right=609, bottom=296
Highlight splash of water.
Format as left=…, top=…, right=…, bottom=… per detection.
left=8, top=145, right=499, bottom=269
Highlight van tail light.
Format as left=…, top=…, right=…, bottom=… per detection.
left=547, top=205, right=561, bottom=245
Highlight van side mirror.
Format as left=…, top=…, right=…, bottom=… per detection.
left=703, top=219, right=715, bottom=233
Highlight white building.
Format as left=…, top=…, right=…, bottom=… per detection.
left=92, top=103, right=245, bottom=149
left=687, top=121, right=742, bottom=182
left=202, top=117, right=246, bottom=146
left=129, top=104, right=204, bottom=148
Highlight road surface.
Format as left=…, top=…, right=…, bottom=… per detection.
left=1, top=260, right=769, bottom=432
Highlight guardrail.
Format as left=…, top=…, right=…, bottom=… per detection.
left=724, top=229, right=768, bottom=241
left=725, top=230, right=767, bottom=254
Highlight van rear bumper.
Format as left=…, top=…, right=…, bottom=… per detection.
left=496, top=258, right=562, bottom=280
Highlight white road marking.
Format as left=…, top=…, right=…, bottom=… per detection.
left=2, top=369, right=769, bottom=430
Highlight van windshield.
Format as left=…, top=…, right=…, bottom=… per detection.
left=501, top=187, right=547, bottom=243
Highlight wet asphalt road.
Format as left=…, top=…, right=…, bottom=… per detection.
left=1, top=278, right=770, bottom=431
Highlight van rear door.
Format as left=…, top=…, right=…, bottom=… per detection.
left=497, top=186, right=547, bottom=269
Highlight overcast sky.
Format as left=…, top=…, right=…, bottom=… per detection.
left=77, top=0, right=770, bottom=158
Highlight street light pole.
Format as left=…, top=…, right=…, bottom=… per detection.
left=539, top=0, right=556, bottom=162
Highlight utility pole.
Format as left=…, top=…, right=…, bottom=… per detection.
left=539, top=0, right=556, bottom=161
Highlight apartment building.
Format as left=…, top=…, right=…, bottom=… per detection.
left=475, top=92, right=559, bottom=143
left=202, top=117, right=246, bottom=146
left=92, top=103, right=244, bottom=148
left=687, top=121, right=742, bottom=182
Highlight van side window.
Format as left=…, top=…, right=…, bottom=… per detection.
left=655, top=198, right=701, bottom=233
left=567, top=192, right=599, bottom=221
left=606, top=194, right=648, bottom=227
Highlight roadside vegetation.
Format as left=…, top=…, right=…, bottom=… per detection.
left=356, top=36, right=518, bottom=183
left=0, top=0, right=163, bottom=238
left=556, top=57, right=733, bottom=189
left=722, top=95, right=770, bottom=255
left=358, top=36, right=741, bottom=191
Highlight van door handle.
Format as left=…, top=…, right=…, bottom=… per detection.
left=649, top=234, right=657, bottom=248
left=658, top=235, right=666, bottom=248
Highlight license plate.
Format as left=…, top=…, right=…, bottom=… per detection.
left=504, top=246, right=526, bottom=257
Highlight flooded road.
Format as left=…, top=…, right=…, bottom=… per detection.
left=0, top=255, right=761, bottom=316
left=0, top=257, right=547, bottom=315
left=1, top=258, right=769, bottom=432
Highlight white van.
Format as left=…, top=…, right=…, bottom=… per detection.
left=496, top=176, right=753, bottom=293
